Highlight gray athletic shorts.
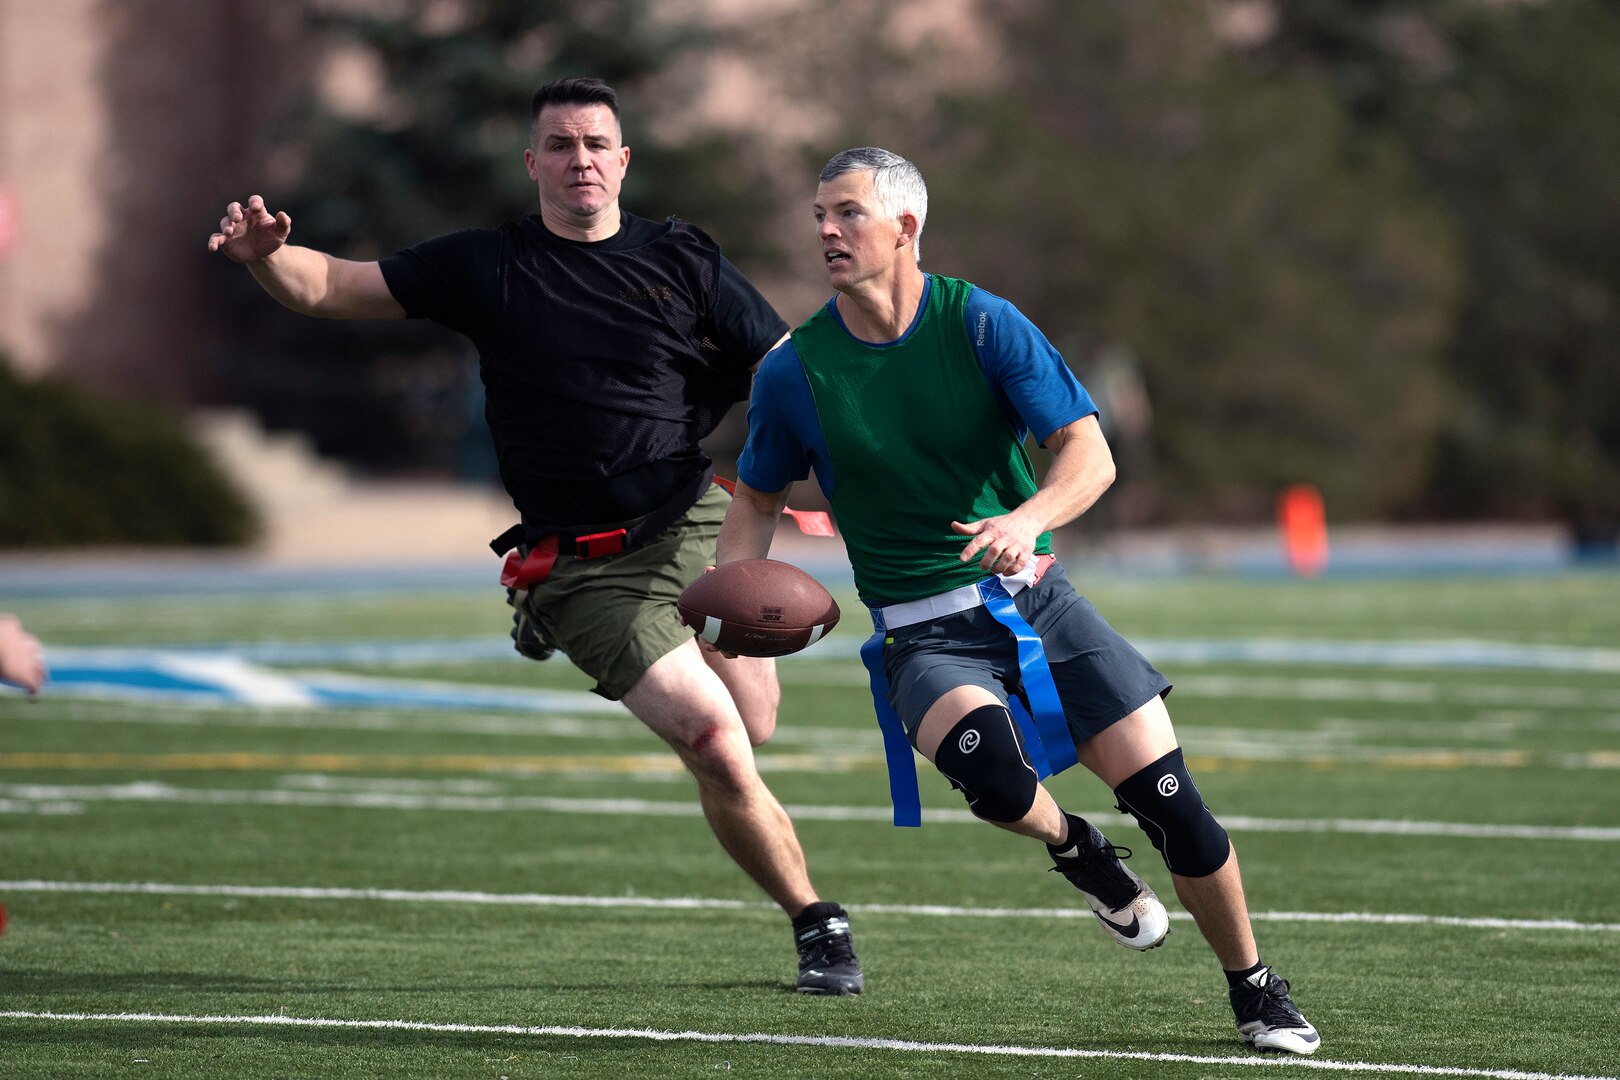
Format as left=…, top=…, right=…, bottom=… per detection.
left=880, top=560, right=1171, bottom=745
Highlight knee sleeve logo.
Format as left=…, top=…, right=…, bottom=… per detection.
left=1157, top=774, right=1180, bottom=797
left=958, top=729, right=981, bottom=754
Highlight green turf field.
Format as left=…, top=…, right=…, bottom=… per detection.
left=2, top=570, right=1618, bottom=1078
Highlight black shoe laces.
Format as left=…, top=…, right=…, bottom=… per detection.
left=1050, top=842, right=1139, bottom=911
left=1235, top=975, right=1306, bottom=1027
left=798, top=923, right=858, bottom=970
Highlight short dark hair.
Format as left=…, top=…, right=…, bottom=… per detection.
left=530, top=77, right=620, bottom=144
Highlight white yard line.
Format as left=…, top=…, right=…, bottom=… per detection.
left=2, top=880, right=1616, bottom=934
left=0, top=781, right=1615, bottom=841
left=0, top=1009, right=1612, bottom=1080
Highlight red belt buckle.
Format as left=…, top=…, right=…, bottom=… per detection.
left=574, top=528, right=628, bottom=559
left=502, top=535, right=560, bottom=589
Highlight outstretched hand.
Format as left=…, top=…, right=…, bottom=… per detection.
left=0, top=615, right=46, bottom=695
left=208, top=194, right=291, bottom=263
left=952, top=512, right=1040, bottom=576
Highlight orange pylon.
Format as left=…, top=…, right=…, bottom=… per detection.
left=1278, top=484, right=1328, bottom=578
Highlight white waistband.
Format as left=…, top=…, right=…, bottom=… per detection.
left=873, top=554, right=1054, bottom=632
left=875, top=582, right=985, bottom=631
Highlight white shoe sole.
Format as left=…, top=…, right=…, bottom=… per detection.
left=1083, top=868, right=1170, bottom=951
left=1240, top=1026, right=1322, bottom=1055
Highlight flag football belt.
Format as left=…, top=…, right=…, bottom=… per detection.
left=869, top=553, right=1057, bottom=631
left=859, top=553, right=1079, bottom=827
left=493, top=469, right=837, bottom=591
left=493, top=465, right=718, bottom=591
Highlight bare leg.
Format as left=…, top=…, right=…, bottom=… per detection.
left=702, top=649, right=780, bottom=746
left=1078, top=695, right=1260, bottom=969
left=1170, top=846, right=1259, bottom=969
left=623, top=638, right=816, bottom=914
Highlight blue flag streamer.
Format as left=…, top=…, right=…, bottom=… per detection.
left=858, top=624, right=923, bottom=827
left=978, top=579, right=1079, bottom=774
left=861, top=579, right=1079, bottom=828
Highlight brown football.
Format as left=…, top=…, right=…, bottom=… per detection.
left=678, top=559, right=841, bottom=657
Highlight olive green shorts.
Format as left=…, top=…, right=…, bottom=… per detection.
left=509, top=484, right=727, bottom=700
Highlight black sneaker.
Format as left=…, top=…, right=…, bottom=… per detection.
left=793, top=902, right=864, bottom=995
left=1049, top=814, right=1169, bottom=951
left=1230, top=967, right=1321, bottom=1054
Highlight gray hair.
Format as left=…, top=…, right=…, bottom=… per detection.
left=819, top=147, right=928, bottom=262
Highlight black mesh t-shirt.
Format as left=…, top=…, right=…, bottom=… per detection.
left=379, top=212, right=788, bottom=531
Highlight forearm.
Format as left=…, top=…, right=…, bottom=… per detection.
left=244, top=245, right=336, bottom=315
left=247, top=246, right=402, bottom=319
left=716, top=482, right=788, bottom=564
left=1023, top=443, right=1114, bottom=533
left=1016, top=417, right=1116, bottom=534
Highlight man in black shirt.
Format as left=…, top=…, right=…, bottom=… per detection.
left=208, top=77, right=862, bottom=995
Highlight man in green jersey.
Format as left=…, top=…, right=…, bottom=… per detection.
left=714, top=147, right=1319, bottom=1054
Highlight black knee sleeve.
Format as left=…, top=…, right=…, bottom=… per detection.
left=1113, top=747, right=1231, bottom=877
left=932, top=705, right=1038, bottom=823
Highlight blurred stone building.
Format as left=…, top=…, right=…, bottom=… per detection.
left=0, top=0, right=297, bottom=400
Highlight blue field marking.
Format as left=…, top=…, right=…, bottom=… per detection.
left=23, top=632, right=1620, bottom=674
left=10, top=633, right=1620, bottom=711
left=298, top=671, right=620, bottom=714
left=169, top=639, right=521, bottom=666
left=22, top=647, right=619, bottom=712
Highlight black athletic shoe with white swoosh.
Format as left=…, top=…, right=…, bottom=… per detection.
left=1230, top=967, right=1321, bottom=1054
left=792, top=902, right=864, bottom=995
left=1049, top=813, right=1170, bottom=951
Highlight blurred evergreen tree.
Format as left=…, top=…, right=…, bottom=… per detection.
left=902, top=0, right=1459, bottom=523
left=217, top=0, right=778, bottom=476
left=1267, top=0, right=1620, bottom=539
